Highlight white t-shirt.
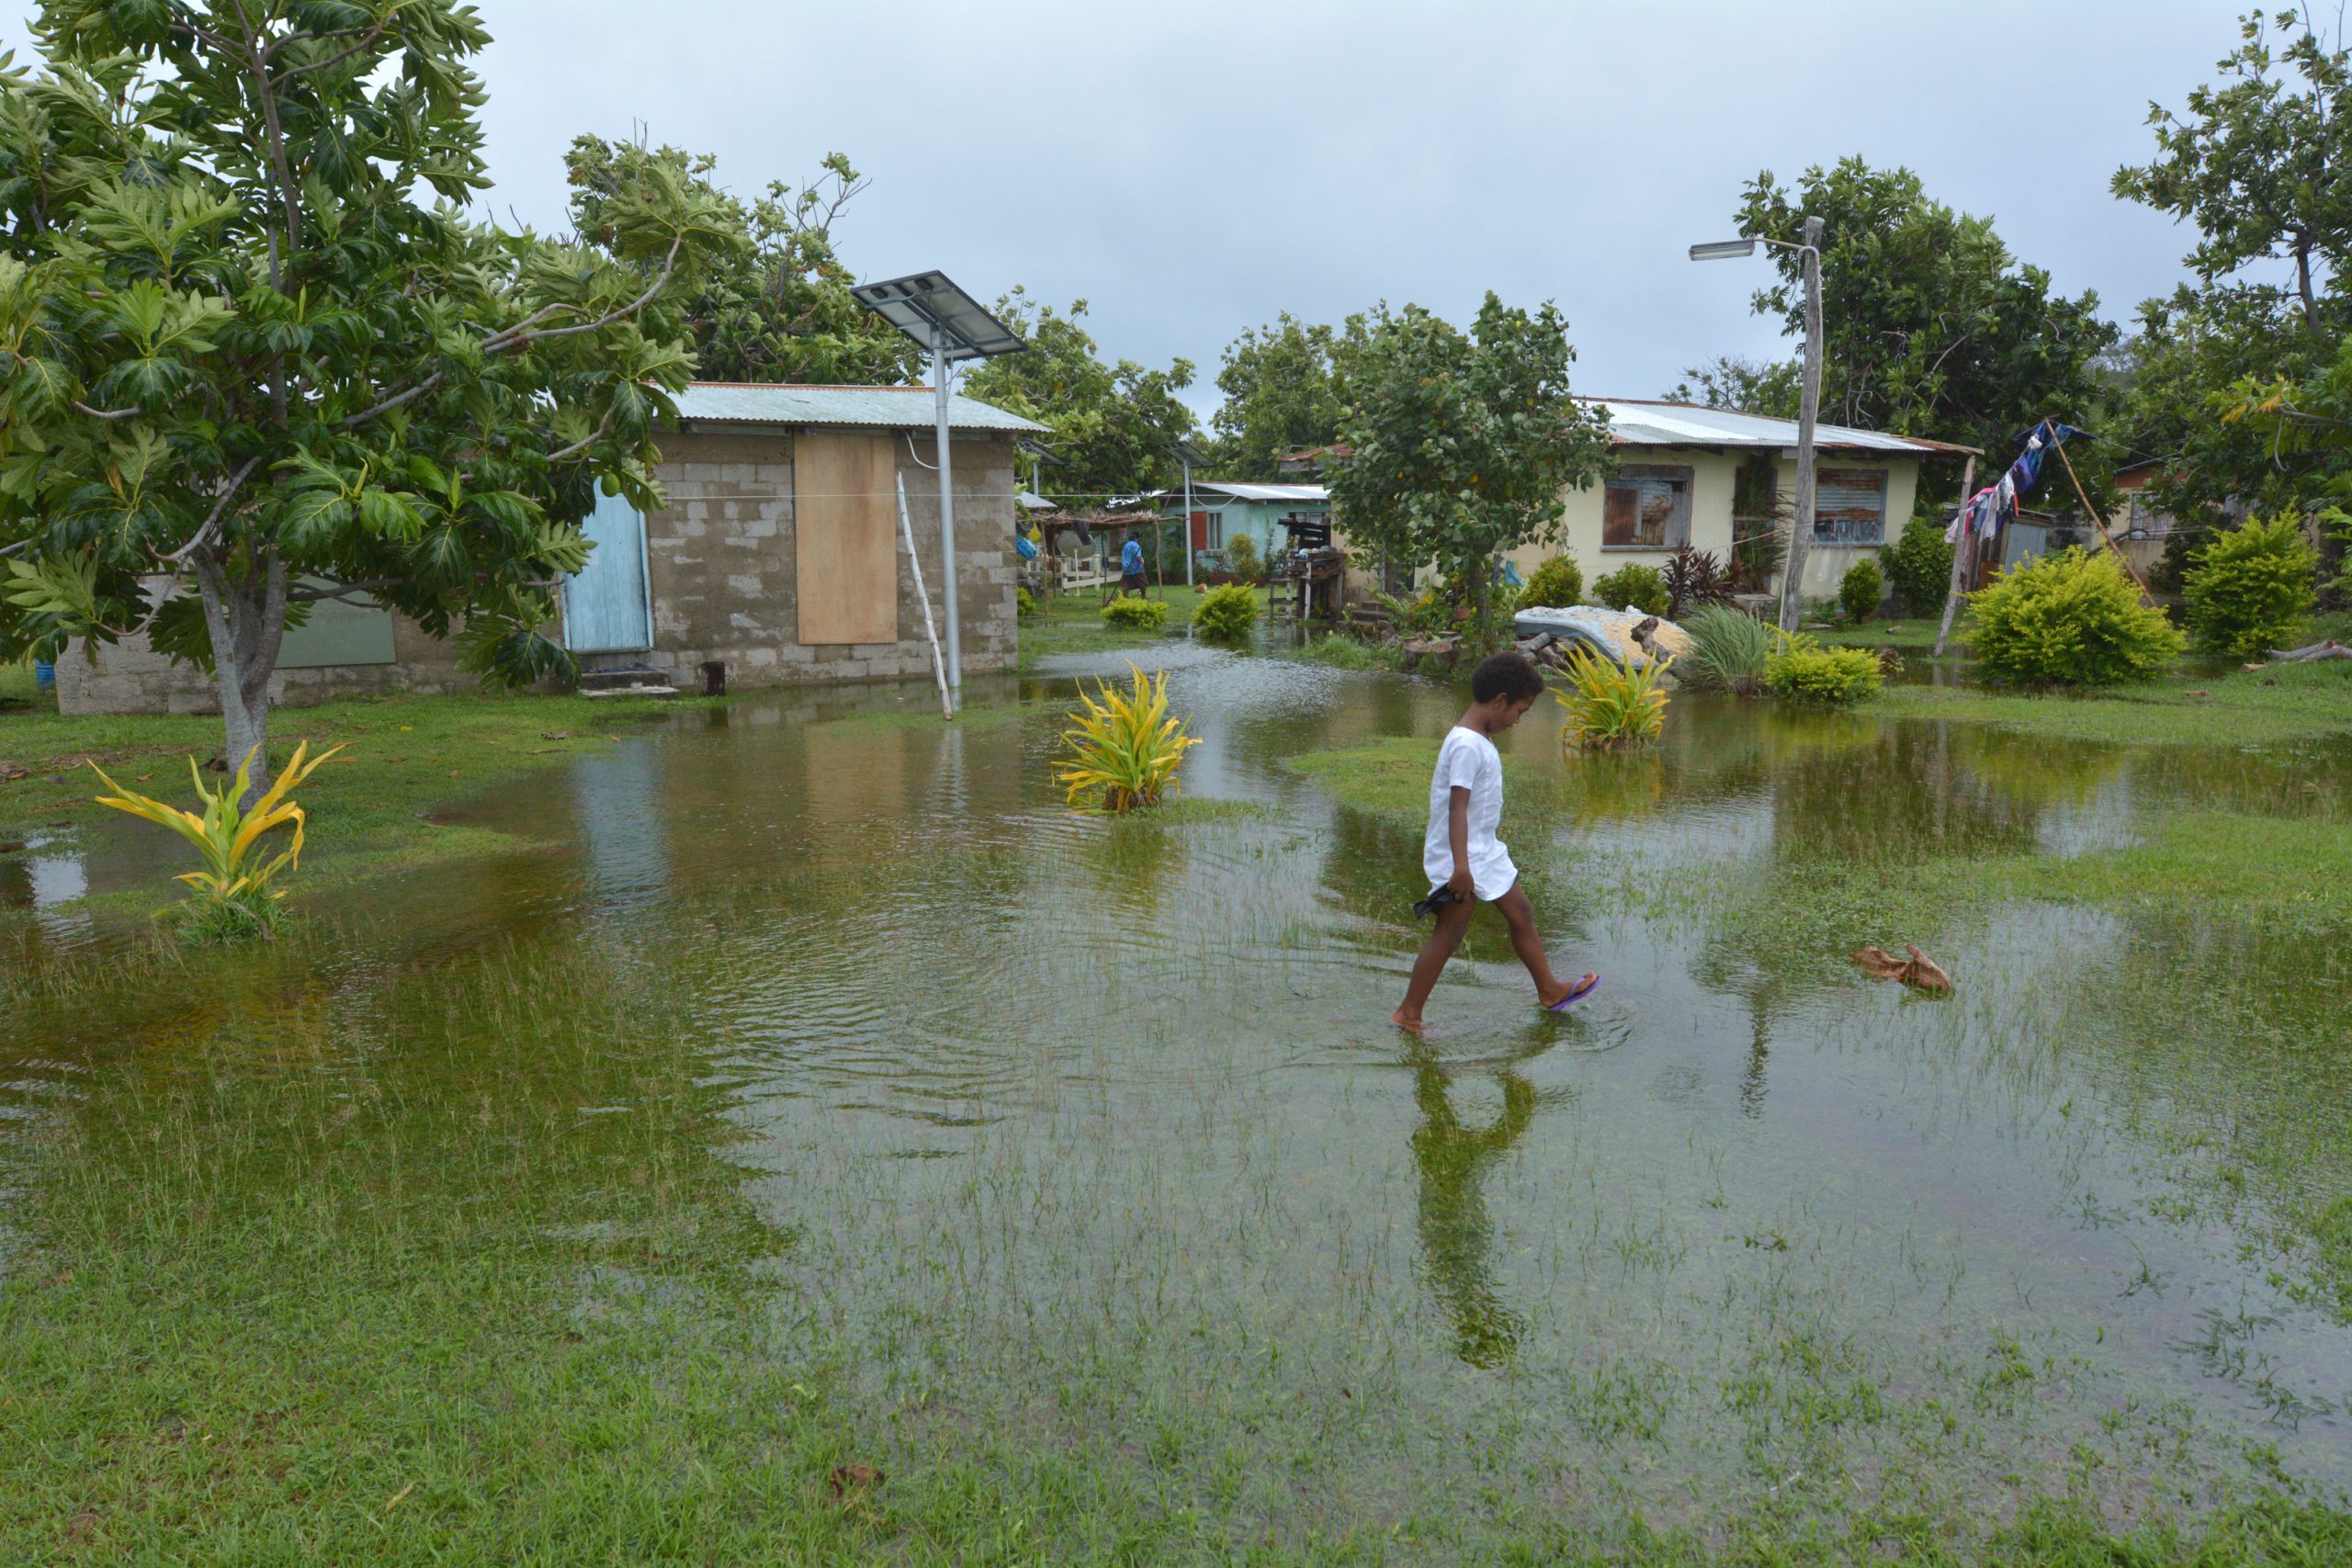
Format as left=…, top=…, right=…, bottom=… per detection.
left=1422, top=726, right=1517, bottom=901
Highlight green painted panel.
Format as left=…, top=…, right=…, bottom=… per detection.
left=279, top=584, right=397, bottom=669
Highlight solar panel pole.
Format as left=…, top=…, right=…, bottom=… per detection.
left=1182, top=455, right=1195, bottom=590
left=933, top=332, right=961, bottom=705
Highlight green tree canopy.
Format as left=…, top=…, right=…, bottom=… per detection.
left=1328, top=294, right=1611, bottom=646
left=566, top=139, right=918, bottom=386
left=1731, top=158, right=2118, bottom=461
left=2112, top=8, right=2352, bottom=335
left=961, top=291, right=1196, bottom=504
left=0, top=2, right=738, bottom=792
left=1663, top=354, right=1801, bottom=418
left=1209, top=311, right=1366, bottom=479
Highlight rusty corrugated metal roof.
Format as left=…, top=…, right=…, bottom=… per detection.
left=671, top=382, right=1046, bottom=434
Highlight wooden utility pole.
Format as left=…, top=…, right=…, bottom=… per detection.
left=1930, top=454, right=1977, bottom=660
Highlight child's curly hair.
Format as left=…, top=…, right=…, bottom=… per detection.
left=1470, top=650, right=1545, bottom=704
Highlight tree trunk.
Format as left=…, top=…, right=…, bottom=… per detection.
left=2296, top=231, right=2321, bottom=334
left=193, top=547, right=291, bottom=803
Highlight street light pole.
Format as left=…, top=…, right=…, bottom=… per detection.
left=1181, top=454, right=1195, bottom=591
left=1781, top=215, right=1825, bottom=633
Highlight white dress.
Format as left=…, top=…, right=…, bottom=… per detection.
left=1421, top=727, right=1518, bottom=901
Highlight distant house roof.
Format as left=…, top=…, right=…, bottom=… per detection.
left=1582, top=398, right=1977, bottom=457
left=671, top=382, right=1046, bottom=434
left=1148, top=481, right=1330, bottom=504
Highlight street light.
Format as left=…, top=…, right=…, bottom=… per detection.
left=850, top=270, right=1026, bottom=708
left=1690, top=216, right=1824, bottom=632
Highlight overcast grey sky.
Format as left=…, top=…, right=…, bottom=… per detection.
left=4, top=2, right=2254, bottom=426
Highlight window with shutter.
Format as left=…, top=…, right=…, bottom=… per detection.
left=1814, top=469, right=1887, bottom=545
left=1601, top=464, right=1692, bottom=549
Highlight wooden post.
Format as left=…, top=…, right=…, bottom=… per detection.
left=896, top=471, right=955, bottom=720
left=2052, top=437, right=2157, bottom=605
left=1931, top=454, right=1977, bottom=660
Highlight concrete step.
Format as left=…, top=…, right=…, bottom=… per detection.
left=581, top=683, right=679, bottom=699
left=577, top=667, right=662, bottom=692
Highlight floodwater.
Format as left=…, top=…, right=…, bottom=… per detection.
left=4, top=636, right=2350, bottom=1548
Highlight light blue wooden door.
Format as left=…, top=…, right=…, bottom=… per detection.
left=564, top=491, right=652, bottom=652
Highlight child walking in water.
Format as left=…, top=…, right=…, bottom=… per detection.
left=1392, top=650, right=1600, bottom=1032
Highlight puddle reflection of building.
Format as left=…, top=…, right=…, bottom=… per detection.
left=567, top=743, right=673, bottom=912
left=1407, top=1043, right=1544, bottom=1369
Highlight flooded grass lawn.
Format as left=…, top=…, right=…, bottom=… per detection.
left=2, top=640, right=2349, bottom=1562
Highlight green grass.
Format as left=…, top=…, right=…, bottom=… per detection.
left=1866, top=657, right=2352, bottom=745
left=0, top=688, right=710, bottom=888
left=1289, top=632, right=1408, bottom=672
left=1017, top=583, right=1271, bottom=671
left=0, top=658, right=40, bottom=709
left=1811, top=615, right=1949, bottom=652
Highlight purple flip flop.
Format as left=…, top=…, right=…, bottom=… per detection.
left=1546, top=975, right=1600, bottom=1011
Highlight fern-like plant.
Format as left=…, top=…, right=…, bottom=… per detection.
left=89, top=740, right=345, bottom=939
left=1054, top=664, right=1200, bottom=812
left=1553, top=648, right=1670, bottom=750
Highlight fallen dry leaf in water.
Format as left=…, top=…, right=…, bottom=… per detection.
left=828, top=1462, right=884, bottom=1503
left=1852, top=944, right=1952, bottom=995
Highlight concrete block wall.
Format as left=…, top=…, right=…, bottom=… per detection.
left=630, top=424, right=1018, bottom=691
left=56, top=604, right=469, bottom=716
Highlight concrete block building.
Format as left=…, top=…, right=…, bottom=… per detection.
left=56, top=383, right=1043, bottom=714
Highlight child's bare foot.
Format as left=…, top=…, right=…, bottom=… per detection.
left=1538, top=973, right=1600, bottom=1010
left=1390, top=1007, right=1425, bottom=1033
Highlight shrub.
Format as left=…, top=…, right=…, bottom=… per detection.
left=2182, top=515, right=2319, bottom=659
left=89, top=740, right=345, bottom=942
left=1838, top=558, right=1883, bottom=624
left=1552, top=647, right=1670, bottom=749
left=1763, top=641, right=1883, bottom=704
left=1964, top=547, right=2185, bottom=686
left=1885, top=513, right=1954, bottom=615
left=1054, top=664, right=1200, bottom=811
left=1295, top=633, right=1406, bottom=671
left=1591, top=563, right=1670, bottom=617
left=1663, top=545, right=1731, bottom=619
left=1016, top=587, right=1040, bottom=620
left=1517, top=554, right=1584, bottom=609
left=1679, top=604, right=1776, bottom=694
left=1101, top=596, right=1170, bottom=631
left=1193, top=582, right=1261, bottom=641
left=1224, top=533, right=1261, bottom=584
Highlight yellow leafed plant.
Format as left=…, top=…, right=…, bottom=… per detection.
left=1054, top=664, right=1199, bottom=812
left=90, top=741, right=345, bottom=936
left=1554, top=648, right=1671, bottom=750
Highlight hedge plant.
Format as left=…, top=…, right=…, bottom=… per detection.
left=1763, top=641, right=1883, bottom=704
left=2182, top=516, right=2318, bottom=659
left=1964, top=547, right=2184, bottom=686
left=1518, top=554, right=1584, bottom=610
left=1101, top=596, right=1170, bottom=631
left=1591, top=563, right=1670, bottom=618
left=1838, top=558, right=1883, bottom=624
left=1885, top=513, right=1955, bottom=615
left=1193, top=582, right=1261, bottom=641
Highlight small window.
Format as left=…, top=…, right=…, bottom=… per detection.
left=1815, top=469, right=1887, bottom=545
left=1208, top=513, right=1224, bottom=549
left=1602, top=464, right=1692, bottom=549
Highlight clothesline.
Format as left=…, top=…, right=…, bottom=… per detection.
left=1945, top=420, right=2085, bottom=546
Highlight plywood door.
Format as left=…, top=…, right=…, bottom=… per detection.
left=796, top=432, right=898, bottom=645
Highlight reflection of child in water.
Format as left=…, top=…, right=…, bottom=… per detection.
left=1391, top=651, right=1599, bottom=1032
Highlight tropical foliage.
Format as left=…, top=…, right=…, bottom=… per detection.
left=1679, top=605, right=1778, bottom=695
left=1553, top=649, right=1670, bottom=750
left=1223, top=533, right=1262, bottom=585
left=1517, top=555, right=1585, bottom=610
left=963, top=292, right=1198, bottom=502
left=1193, top=583, right=1261, bottom=641
left=1965, top=548, right=2186, bottom=686
left=1329, top=295, right=1611, bottom=648
left=1211, top=313, right=1367, bottom=479
left=1101, top=597, right=1169, bottom=631
left=1663, top=546, right=1732, bottom=620
left=1763, top=641, right=1883, bottom=704
left=90, top=740, right=344, bottom=938
left=1591, top=564, right=1670, bottom=618
left=0, top=6, right=737, bottom=795
left=1838, top=558, right=1884, bottom=624
left=1885, top=513, right=1956, bottom=615
left=1054, top=665, right=1200, bottom=812
left=2183, top=516, right=2320, bottom=658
